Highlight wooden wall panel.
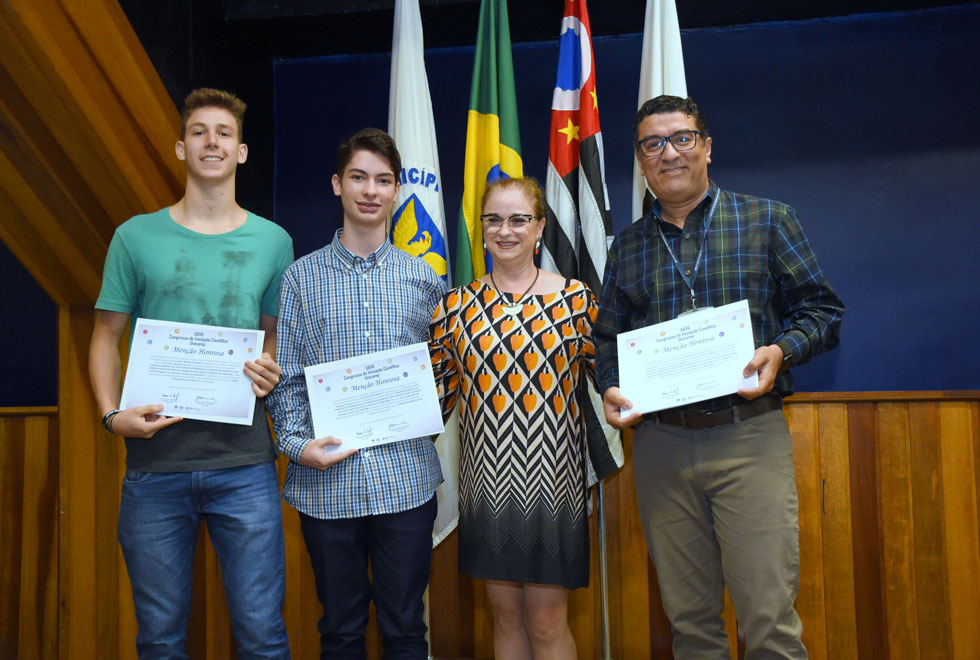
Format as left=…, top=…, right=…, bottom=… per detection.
left=611, top=431, right=656, bottom=659
left=876, top=403, right=919, bottom=659
left=938, top=403, right=980, bottom=659
left=787, top=403, right=829, bottom=660
left=907, top=402, right=952, bottom=660
left=279, top=454, right=323, bottom=660
left=57, top=307, right=97, bottom=660
left=847, top=402, right=888, bottom=659
left=3, top=394, right=980, bottom=659
left=0, top=409, right=58, bottom=660
left=816, top=402, right=858, bottom=659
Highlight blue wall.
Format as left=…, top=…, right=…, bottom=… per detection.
left=0, top=239, right=57, bottom=405
left=273, top=6, right=980, bottom=393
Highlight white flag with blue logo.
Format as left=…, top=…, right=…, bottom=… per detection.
left=388, top=0, right=458, bottom=547
left=389, top=0, right=450, bottom=282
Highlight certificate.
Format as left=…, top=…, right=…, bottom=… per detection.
left=120, top=318, right=263, bottom=425
left=617, top=300, right=759, bottom=415
left=303, top=342, right=445, bottom=452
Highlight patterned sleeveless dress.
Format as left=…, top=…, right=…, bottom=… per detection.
left=429, top=279, right=597, bottom=588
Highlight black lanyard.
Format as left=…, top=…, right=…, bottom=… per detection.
left=655, top=193, right=720, bottom=312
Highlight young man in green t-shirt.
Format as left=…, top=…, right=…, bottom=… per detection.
left=89, top=88, right=292, bottom=658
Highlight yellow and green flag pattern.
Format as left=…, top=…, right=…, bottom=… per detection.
left=456, top=0, right=523, bottom=285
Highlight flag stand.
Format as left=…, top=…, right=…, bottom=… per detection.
left=597, top=481, right=614, bottom=660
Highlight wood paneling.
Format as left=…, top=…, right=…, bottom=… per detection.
left=429, top=393, right=980, bottom=660
left=0, top=409, right=58, bottom=660
left=787, top=403, right=828, bottom=660
left=816, top=402, right=858, bottom=659
left=4, top=393, right=980, bottom=660
left=938, top=403, right=980, bottom=659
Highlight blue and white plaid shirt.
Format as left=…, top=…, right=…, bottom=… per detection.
left=268, top=230, right=445, bottom=519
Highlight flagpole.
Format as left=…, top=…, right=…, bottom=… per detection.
left=597, top=482, right=612, bottom=660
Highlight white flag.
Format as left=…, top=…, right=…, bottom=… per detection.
left=632, top=0, right=688, bottom=221
left=389, top=0, right=451, bottom=283
left=388, top=0, right=458, bottom=547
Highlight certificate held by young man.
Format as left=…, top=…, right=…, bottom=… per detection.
left=617, top=300, right=759, bottom=416
left=303, top=342, right=444, bottom=452
left=120, top=318, right=264, bottom=425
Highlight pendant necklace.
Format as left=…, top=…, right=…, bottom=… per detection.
left=491, top=267, right=539, bottom=316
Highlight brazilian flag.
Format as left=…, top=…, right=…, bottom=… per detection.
left=456, top=0, right=523, bottom=285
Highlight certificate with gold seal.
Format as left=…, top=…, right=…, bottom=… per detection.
left=303, top=342, right=444, bottom=452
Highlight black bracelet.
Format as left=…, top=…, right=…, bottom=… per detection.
left=101, top=408, right=122, bottom=433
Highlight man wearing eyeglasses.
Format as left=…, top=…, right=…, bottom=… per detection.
left=594, top=95, right=844, bottom=659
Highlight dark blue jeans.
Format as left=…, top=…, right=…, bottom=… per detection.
left=117, top=462, right=290, bottom=659
left=299, top=496, right=436, bottom=660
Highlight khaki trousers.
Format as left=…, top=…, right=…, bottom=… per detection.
left=632, top=409, right=808, bottom=659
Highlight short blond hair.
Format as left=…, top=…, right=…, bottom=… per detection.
left=181, top=88, right=247, bottom=139
left=481, top=177, right=545, bottom=218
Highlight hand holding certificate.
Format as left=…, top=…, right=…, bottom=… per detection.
left=617, top=300, right=759, bottom=416
left=303, top=342, right=444, bottom=452
left=120, top=318, right=264, bottom=425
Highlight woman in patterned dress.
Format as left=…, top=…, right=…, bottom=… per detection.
left=430, top=177, right=598, bottom=659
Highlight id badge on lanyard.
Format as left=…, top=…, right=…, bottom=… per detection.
left=657, top=193, right=720, bottom=319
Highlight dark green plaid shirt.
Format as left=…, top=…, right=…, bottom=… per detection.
left=595, top=181, right=844, bottom=406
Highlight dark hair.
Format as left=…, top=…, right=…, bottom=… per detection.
left=336, top=128, right=402, bottom=179
left=181, top=88, right=246, bottom=139
left=481, top=176, right=546, bottom=218
left=633, top=95, right=709, bottom=145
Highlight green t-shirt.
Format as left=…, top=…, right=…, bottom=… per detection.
left=96, top=208, right=294, bottom=472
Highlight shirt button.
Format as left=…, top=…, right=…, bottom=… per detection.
left=685, top=269, right=691, bottom=275
left=685, top=233, right=691, bottom=239
left=362, top=301, right=369, bottom=308
left=364, top=331, right=371, bottom=338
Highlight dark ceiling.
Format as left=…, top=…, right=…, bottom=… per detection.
left=220, top=0, right=978, bottom=53
left=123, top=0, right=977, bottom=66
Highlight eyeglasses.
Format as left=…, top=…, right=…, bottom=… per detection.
left=480, top=213, right=536, bottom=230
left=636, top=130, right=706, bottom=158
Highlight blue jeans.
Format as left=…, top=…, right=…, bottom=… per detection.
left=299, top=496, right=436, bottom=660
left=117, top=462, right=290, bottom=659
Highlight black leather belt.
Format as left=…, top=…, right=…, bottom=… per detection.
left=643, top=393, right=782, bottom=430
